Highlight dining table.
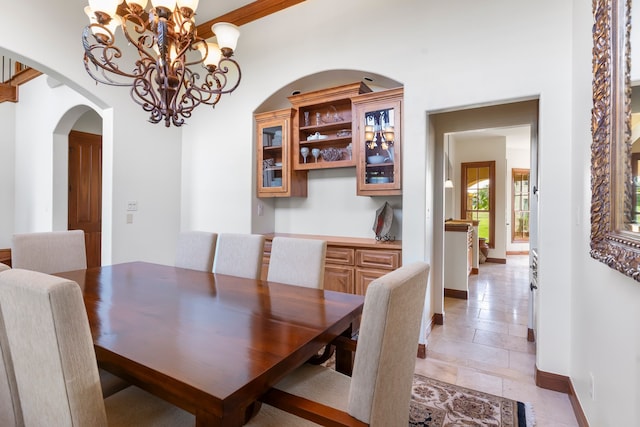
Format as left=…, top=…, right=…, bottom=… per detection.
left=55, top=261, right=365, bottom=427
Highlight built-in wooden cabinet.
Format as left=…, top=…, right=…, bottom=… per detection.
left=256, top=83, right=404, bottom=197
left=352, top=88, right=403, bottom=196
left=261, top=233, right=401, bottom=296
left=354, top=248, right=401, bottom=295
left=0, top=248, right=11, bottom=267
left=256, top=109, right=307, bottom=198
left=289, top=82, right=371, bottom=171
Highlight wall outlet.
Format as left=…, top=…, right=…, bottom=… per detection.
left=257, top=202, right=264, bottom=217
left=589, top=372, right=595, bottom=400
left=126, top=213, right=133, bottom=224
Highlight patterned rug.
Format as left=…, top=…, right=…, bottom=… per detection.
left=320, top=356, right=534, bottom=425
left=410, top=374, right=535, bottom=426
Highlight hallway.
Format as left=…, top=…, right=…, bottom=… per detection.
left=415, top=256, right=578, bottom=426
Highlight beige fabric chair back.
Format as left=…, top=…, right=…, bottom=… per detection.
left=0, top=269, right=107, bottom=426
left=0, top=263, right=10, bottom=273
left=11, top=230, right=87, bottom=274
left=348, top=262, right=430, bottom=426
left=267, top=237, right=326, bottom=288
left=175, top=231, right=218, bottom=272
left=0, top=286, right=23, bottom=427
left=213, top=233, right=265, bottom=280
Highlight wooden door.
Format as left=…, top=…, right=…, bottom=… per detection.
left=68, top=130, right=102, bottom=268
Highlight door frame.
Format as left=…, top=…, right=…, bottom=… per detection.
left=429, top=99, right=539, bottom=340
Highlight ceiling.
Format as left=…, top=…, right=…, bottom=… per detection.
left=1, top=0, right=305, bottom=84
left=450, top=126, right=531, bottom=151
left=196, top=0, right=257, bottom=21
left=193, top=0, right=306, bottom=39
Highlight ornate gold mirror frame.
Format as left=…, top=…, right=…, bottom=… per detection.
left=591, top=0, right=640, bottom=280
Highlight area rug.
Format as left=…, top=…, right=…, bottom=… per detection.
left=410, top=374, right=535, bottom=427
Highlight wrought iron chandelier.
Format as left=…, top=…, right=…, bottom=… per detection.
left=82, top=0, right=241, bottom=127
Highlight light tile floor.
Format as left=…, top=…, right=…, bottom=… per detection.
left=414, top=255, right=579, bottom=426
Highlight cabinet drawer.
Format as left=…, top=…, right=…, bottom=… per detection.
left=326, top=246, right=355, bottom=266
left=355, top=249, right=401, bottom=270
left=324, top=265, right=355, bottom=294
left=355, top=268, right=392, bottom=295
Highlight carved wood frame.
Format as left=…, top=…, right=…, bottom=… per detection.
left=590, top=0, right=640, bottom=280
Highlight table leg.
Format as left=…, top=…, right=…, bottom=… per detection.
left=334, top=325, right=354, bottom=376
left=195, top=402, right=262, bottom=427
left=195, top=409, right=220, bottom=427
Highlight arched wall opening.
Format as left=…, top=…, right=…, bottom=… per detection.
left=251, top=69, right=405, bottom=240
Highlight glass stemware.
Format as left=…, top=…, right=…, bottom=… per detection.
left=300, top=147, right=309, bottom=163
left=312, top=148, right=320, bottom=163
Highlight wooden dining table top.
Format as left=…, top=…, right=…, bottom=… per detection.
left=55, top=261, right=364, bottom=426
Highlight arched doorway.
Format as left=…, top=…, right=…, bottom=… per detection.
left=53, top=107, right=103, bottom=267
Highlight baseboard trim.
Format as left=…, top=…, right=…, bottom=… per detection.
left=434, top=312, right=444, bottom=325
left=420, top=313, right=443, bottom=359
left=506, top=250, right=529, bottom=255
left=535, top=366, right=570, bottom=393
left=569, top=377, right=590, bottom=427
left=424, top=313, right=436, bottom=336
left=444, top=288, right=468, bottom=299
left=485, top=257, right=507, bottom=264
left=417, top=344, right=426, bottom=359
left=471, top=267, right=479, bottom=274
left=418, top=314, right=439, bottom=359
left=527, top=328, right=535, bottom=342
left=535, top=366, right=589, bottom=427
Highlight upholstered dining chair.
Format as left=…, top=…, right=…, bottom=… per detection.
left=175, top=230, right=218, bottom=272
left=267, top=237, right=327, bottom=288
left=0, top=274, right=22, bottom=427
left=10, top=230, right=128, bottom=398
left=11, top=230, right=87, bottom=274
left=0, top=269, right=195, bottom=427
left=247, top=261, right=430, bottom=427
left=0, top=263, right=10, bottom=273
left=213, top=233, right=266, bottom=280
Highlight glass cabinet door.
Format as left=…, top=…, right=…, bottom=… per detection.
left=353, top=88, right=403, bottom=196
left=255, top=108, right=306, bottom=198
left=259, top=123, right=284, bottom=191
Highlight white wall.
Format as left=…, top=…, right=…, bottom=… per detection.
left=0, top=0, right=184, bottom=266
left=0, top=101, right=15, bottom=248
left=12, top=76, right=94, bottom=233
left=72, top=110, right=102, bottom=134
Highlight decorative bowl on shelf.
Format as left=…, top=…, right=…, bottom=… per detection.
left=367, top=155, right=386, bottom=164
left=320, top=147, right=343, bottom=162
left=307, top=132, right=329, bottom=141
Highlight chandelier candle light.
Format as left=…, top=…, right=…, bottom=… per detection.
left=82, top=0, right=241, bottom=127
